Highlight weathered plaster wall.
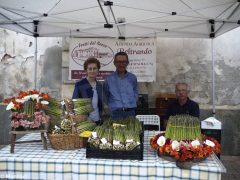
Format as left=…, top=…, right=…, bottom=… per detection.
left=0, top=29, right=62, bottom=99
left=139, top=28, right=240, bottom=109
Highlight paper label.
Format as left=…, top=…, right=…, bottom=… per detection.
left=101, top=138, right=107, bottom=144
left=113, top=140, right=120, bottom=145
left=126, top=139, right=133, bottom=143
left=92, top=132, right=97, bottom=139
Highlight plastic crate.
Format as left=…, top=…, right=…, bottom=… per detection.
left=86, top=132, right=143, bottom=161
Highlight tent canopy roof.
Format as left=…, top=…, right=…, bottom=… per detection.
left=0, top=0, right=239, bottom=38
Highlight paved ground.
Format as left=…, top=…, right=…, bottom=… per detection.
left=0, top=144, right=238, bottom=179
left=221, top=155, right=240, bottom=180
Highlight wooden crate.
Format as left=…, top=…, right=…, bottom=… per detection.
left=155, top=93, right=176, bottom=130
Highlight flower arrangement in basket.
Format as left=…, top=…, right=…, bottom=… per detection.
left=3, top=90, right=50, bottom=130
left=150, top=115, right=221, bottom=165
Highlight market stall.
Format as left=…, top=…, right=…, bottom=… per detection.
left=0, top=131, right=226, bottom=180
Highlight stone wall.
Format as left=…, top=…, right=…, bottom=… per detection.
left=0, top=29, right=62, bottom=99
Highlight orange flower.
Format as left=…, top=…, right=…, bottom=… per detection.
left=18, top=91, right=28, bottom=98
left=3, top=90, right=51, bottom=112
left=29, top=89, right=40, bottom=94
left=41, top=93, right=50, bottom=100
left=14, top=103, right=22, bottom=110
left=158, top=147, right=165, bottom=154
left=3, top=98, right=10, bottom=104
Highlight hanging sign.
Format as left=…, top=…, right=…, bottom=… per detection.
left=69, top=38, right=156, bottom=82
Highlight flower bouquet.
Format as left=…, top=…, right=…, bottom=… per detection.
left=3, top=90, right=50, bottom=131
left=150, top=115, right=221, bottom=168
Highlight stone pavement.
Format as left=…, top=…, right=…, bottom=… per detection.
left=221, top=155, right=240, bottom=180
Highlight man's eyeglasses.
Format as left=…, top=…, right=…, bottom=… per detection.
left=115, top=61, right=128, bottom=65
left=176, top=89, right=188, bottom=93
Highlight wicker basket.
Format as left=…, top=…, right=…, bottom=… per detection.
left=48, top=133, right=87, bottom=150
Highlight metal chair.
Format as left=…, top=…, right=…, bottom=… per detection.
left=136, top=115, right=160, bottom=131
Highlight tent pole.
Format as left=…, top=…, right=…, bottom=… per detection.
left=211, top=38, right=215, bottom=117
left=33, top=20, right=39, bottom=90
left=34, top=36, right=37, bottom=89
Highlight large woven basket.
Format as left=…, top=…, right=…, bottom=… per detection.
left=47, top=133, right=87, bottom=150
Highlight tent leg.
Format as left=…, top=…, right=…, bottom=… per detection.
left=211, top=39, right=215, bottom=117
left=34, top=36, right=37, bottom=89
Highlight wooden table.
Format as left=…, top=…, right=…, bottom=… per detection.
left=10, top=130, right=47, bottom=153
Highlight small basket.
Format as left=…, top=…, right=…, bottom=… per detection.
left=47, top=133, right=87, bottom=150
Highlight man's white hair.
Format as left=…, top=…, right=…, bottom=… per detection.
left=175, top=82, right=189, bottom=92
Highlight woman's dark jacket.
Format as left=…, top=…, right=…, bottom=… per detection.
left=72, top=78, right=103, bottom=116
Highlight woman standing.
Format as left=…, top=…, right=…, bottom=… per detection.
left=72, top=57, right=102, bottom=125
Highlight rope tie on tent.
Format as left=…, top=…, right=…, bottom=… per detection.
left=33, top=20, right=39, bottom=37
left=209, top=19, right=215, bottom=38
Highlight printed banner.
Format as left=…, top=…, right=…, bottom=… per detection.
left=69, top=38, right=156, bottom=82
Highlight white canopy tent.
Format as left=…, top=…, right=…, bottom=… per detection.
left=0, top=0, right=239, bottom=38
left=0, top=0, right=240, bottom=115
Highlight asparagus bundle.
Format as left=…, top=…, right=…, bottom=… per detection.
left=113, top=128, right=125, bottom=150
left=125, top=130, right=141, bottom=151
left=74, top=105, right=94, bottom=115
left=45, top=98, right=63, bottom=119
left=124, top=117, right=142, bottom=133
left=77, top=120, right=96, bottom=133
left=99, top=129, right=113, bottom=150
left=133, top=118, right=143, bottom=133
left=88, top=126, right=105, bottom=148
left=165, top=114, right=201, bottom=141
left=72, top=98, right=93, bottom=115
left=24, top=100, right=35, bottom=118
left=73, top=98, right=92, bottom=106
left=87, top=117, right=143, bottom=151
left=101, top=118, right=113, bottom=128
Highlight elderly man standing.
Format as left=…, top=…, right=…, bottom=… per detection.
left=104, top=51, right=138, bottom=120
left=167, top=82, right=200, bottom=119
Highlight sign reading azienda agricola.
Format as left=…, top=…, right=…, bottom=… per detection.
left=69, top=38, right=156, bottom=82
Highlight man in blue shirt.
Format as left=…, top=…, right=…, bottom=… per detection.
left=167, top=82, right=200, bottom=119
left=104, top=52, right=138, bottom=120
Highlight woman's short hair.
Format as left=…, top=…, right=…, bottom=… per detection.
left=83, top=57, right=101, bottom=70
